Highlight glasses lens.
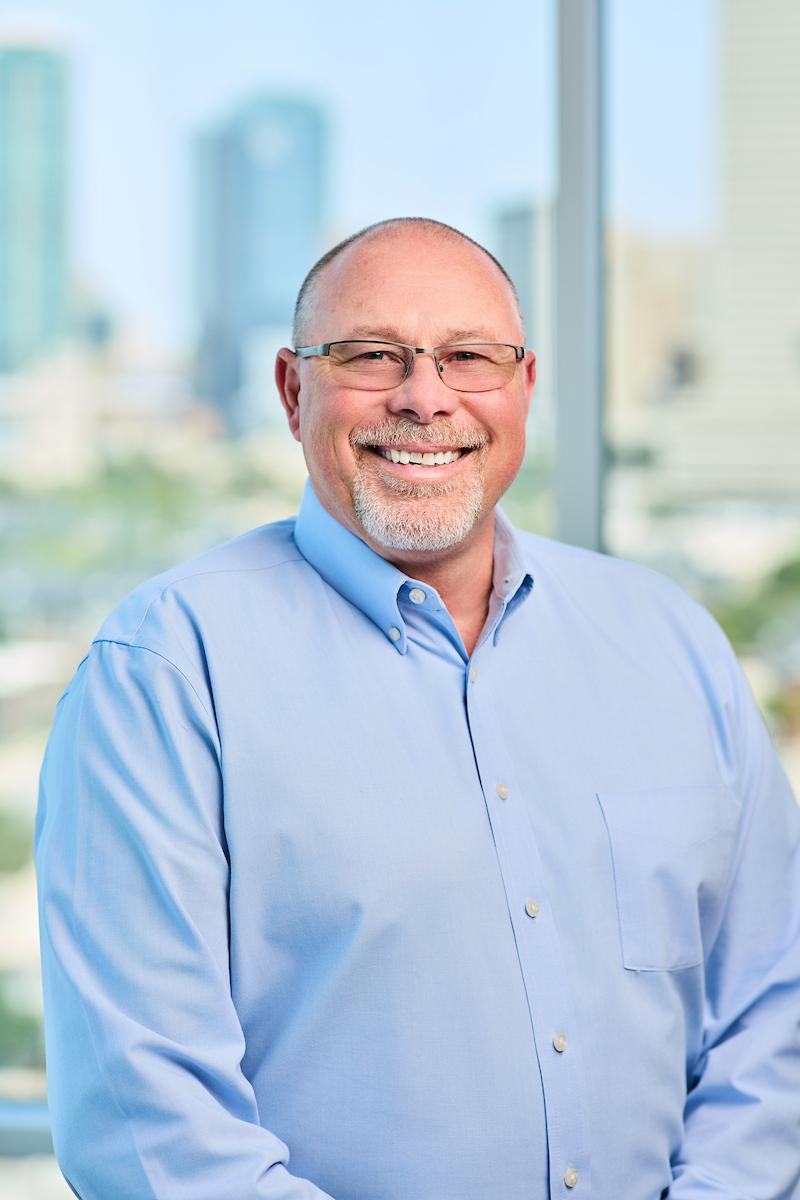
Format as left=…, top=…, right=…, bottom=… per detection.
left=328, top=342, right=409, bottom=389
left=437, top=344, right=518, bottom=391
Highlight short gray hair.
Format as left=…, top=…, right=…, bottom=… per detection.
left=292, top=216, right=522, bottom=346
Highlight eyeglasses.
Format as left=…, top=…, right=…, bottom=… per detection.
left=294, top=340, right=525, bottom=393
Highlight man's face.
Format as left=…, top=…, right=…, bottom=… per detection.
left=277, top=230, right=536, bottom=560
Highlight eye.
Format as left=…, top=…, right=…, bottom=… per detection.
left=441, top=349, right=490, bottom=365
left=333, top=342, right=408, bottom=367
left=357, top=349, right=402, bottom=363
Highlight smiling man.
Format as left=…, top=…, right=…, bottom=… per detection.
left=36, top=218, right=800, bottom=1200
left=275, top=221, right=535, bottom=655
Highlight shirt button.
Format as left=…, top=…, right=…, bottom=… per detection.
left=553, top=1032, right=567, bottom=1053
left=388, top=627, right=401, bottom=641
left=564, top=1166, right=579, bottom=1188
left=495, top=783, right=509, bottom=801
left=469, top=666, right=477, bottom=684
left=408, top=587, right=426, bottom=604
left=524, top=899, right=540, bottom=918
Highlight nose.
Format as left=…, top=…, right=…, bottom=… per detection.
left=384, top=351, right=460, bottom=423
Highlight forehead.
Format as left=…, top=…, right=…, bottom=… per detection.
left=308, top=230, right=521, bottom=342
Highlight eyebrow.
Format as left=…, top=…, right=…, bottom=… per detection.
left=341, top=325, right=506, bottom=345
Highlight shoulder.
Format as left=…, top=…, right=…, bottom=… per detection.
left=516, top=526, right=698, bottom=608
left=91, top=516, right=306, bottom=681
left=514, top=527, right=733, bottom=662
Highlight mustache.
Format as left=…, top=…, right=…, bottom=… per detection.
left=350, top=418, right=489, bottom=451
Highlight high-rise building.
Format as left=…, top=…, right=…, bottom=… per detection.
left=0, top=27, right=69, bottom=374
left=194, top=95, right=325, bottom=432
left=615, top=0, right=800, bottom=502
left=701, top=0, right=800, bottom=493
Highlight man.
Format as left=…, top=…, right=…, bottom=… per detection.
left=36, top=218, right=800, bottom=1199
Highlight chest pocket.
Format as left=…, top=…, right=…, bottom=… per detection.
left=596, top=785, right=739, bottom=971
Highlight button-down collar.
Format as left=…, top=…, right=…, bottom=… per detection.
left=293, top=480, right=534, bottom=654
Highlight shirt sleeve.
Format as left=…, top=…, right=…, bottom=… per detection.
left=35, top=639, right=337, bottom=1200
left=668, top=626, right=800, bottom=1199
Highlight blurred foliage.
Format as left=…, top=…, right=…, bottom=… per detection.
left=605, top=441, right=658, bottom=469
left=763, top=682, right=800, bottom=736
left=0, top=979, right=43, bottom=1069
left=0, top=810, right=33, bottom=873
left=2, top=456, right=205, bottom=575
left=710, top=555, right=800, bottom=653
left=0, top=449, right=301, bottom=640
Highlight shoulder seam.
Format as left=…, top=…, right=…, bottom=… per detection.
left=128, top=553, right=306, bottom=646
left=90, top=638, right=219, bottom=730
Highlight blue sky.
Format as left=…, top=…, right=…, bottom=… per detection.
left=7, top=0, right=715, bottom=348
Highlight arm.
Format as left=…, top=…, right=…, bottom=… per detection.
left=35, top=640, right=337, bottom=1200
left=669, top=634, right=800, bottom=1199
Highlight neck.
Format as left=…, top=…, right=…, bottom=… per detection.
left=383, top=513, right=496, bottom=658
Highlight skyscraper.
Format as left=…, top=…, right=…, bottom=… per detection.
left=704, top=0, right=800, bottom=491
left=624, top=0, right=800, bottom=501
left=0, top=27, right=69, bottom=374
left=194, top=94, right=325, bottom=431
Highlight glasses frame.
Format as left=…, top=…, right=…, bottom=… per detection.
left=293, top=339, right=526, bottom=392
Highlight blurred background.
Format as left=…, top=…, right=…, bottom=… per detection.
left=1, top=0, right=798, bottom=1194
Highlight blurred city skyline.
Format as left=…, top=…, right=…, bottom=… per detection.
left=1, top=0, right=715, bottom=350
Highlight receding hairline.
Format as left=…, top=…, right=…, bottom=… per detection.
left=292, top=217, right=523, bottom=346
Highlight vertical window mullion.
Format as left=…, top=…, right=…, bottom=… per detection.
left=556, top=0, right=605, bottom=551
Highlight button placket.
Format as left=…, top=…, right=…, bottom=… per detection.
left=462, top=647, right=590, bottom=1196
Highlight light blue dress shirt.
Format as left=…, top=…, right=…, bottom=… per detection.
left=36, top=480, right=800, bottom=1200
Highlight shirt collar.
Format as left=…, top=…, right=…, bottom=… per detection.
left=293, top=481, right=410, bottom=652
left=492, top=505, right=532, bottom=603
left=293, top=479, right=534, bottom=654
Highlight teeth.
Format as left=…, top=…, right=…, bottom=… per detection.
left=378, top=448, right=463, bottom=466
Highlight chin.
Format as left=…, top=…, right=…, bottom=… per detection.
left=352, top=477, right=485, bottom=553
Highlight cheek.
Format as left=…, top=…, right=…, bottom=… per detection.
left=301, top=407, right=358, bottom=486
left=489, top=414, right=527, bottom=480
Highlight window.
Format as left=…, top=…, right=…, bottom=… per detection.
left=0, top=3, right=556, bottom=1188
left=604, top=0, right=800, bottom=792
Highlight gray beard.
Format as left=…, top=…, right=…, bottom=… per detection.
left=348, top=417, right=489, bottom=551
left=351, top=462, right=486, bottom=552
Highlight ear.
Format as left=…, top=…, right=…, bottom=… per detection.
left=523, top=350, right=536, bottom=417
left=275, top=348, right=303, bottom=442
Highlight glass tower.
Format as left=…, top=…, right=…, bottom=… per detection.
left=0, top=34, right=69, bottom=374
left=194, top=94, right=325, bottom=431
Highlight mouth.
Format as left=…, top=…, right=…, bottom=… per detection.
left=372, top=446, right=466, bottom=467
left=351, top=423, right=487, bottom=480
